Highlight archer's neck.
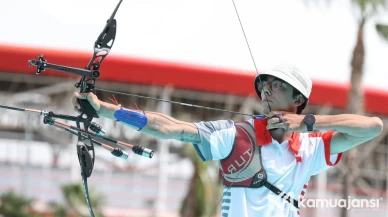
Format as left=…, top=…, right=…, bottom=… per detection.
left=270, top=129, right=293, bottom=144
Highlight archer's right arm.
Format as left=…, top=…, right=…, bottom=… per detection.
left=72, top=92, right=201, bottom=144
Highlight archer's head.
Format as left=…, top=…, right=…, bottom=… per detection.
left=254, top=63, right=312, bottom=115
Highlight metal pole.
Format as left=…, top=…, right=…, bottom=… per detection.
left=155, top=87, right=173, bottom=216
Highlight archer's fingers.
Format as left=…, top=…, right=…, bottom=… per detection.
left=267, top=111, right=276, bottom=118
left=267, top=111, right=283, bottom=119
left=268, top=118, right=281, bottom=125
left=73, top=106, right=81, bottom=113
left=71, top=94, right=81, bottom=109
left=74, top=92, right=90, bottom=100
left=266, top=123, right=286, bottom=131
left=266, top=124, right=277, bottom=131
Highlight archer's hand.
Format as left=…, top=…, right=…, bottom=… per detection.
left=266, top=111, right=306, bottom=132
left=71, top=92, right=101, bottom=114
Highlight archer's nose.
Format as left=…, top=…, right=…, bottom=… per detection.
left=261, top=85, right=271, bottom=99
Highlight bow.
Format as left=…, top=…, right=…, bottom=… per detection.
left=0, top=1, right=273, bottom=216
left=3, top=1, right=153, bottom=217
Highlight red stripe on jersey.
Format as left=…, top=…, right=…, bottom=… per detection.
left=309, top=131, right=343, bottom=166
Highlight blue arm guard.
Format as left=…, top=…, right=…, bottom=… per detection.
left=114, top=109, right=148, bottom=130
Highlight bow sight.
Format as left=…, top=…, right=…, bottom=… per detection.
left=14, top=1, right=154, bottom=217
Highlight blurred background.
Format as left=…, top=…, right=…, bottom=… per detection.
left=0, top=0, right=387, bottom=217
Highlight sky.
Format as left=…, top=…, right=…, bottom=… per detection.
left=0, top=0, right=387, bottom=91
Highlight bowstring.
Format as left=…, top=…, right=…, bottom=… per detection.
left=207, top=1, right=272, bottom=216
left=96, top=88, right=255, bottom=117
left=230, top=0, right=271, bottom=111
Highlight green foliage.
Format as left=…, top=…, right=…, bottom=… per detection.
left=376, top=23, right=388, bottom=40
left=303, top=0, right=388, bottom=20
left=0, top=191, right=44, bottom=217
left=49, top=202, right=68, bottom=217
left=351, top=0, right=387, bottom=14
left=50, top=183, right=105, bottom=217
left=179, top=144, right=222, bottom=217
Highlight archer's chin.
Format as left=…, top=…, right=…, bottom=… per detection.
left=261, top=106, right=271, bottom=115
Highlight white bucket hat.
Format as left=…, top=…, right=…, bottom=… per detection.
left=254, top=63, right=312, bottom=100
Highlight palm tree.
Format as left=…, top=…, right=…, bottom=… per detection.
left=343, top=2, right=388, bottom=217
left=306, top=1, right=388, bottom=216
left=0, top=190, right=44, bottom=217
left=347, top=0, right=388, bottom=115
left=179, top=144, right=222, bottom=217
left=50, top=183, right=105, bottom=217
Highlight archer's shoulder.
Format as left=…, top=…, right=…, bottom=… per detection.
left=233, top=118, right=254, bottom=125
left=299, top=131, right=336, bottom=145
left=193, top=119, right=235, bottom=131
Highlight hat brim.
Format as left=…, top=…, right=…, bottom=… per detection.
left=254, top=70, right=310, bottom=99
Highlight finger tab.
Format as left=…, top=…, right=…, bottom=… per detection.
left=276, top=114, right=284, bottom=123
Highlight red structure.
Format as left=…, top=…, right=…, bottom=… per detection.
left=1, top=44, right=387, bottom=115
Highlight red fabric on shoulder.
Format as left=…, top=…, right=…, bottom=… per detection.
left=288, top=132, right=301, bottom=155
left=253, top=118, right=272, bottom=146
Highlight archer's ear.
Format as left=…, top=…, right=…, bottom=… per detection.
left=293, top=94, right=305, bottom=107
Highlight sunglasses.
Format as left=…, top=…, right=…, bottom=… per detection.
left=256, top=79, right=289, bottom=92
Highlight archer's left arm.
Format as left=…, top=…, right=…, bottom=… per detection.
left=313, top=114, right=383, bottom=154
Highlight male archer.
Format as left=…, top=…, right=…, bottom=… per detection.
left=71, top=63, right=383, bottom=217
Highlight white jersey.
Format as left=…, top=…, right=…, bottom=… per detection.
left=193, top=118, right=342, bottom=217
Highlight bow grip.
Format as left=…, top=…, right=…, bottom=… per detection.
left=77, top=98, right=99, bottom=118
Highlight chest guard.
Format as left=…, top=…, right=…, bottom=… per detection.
left=219, top=119, right=268, bottom=188
left=219, top=116, right=301, bottom=209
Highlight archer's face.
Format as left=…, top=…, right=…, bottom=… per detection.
left=258, top=76, right=297, bottom=115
